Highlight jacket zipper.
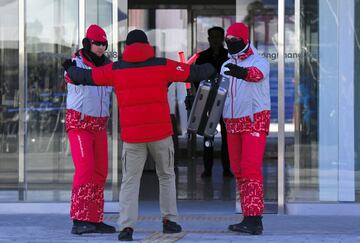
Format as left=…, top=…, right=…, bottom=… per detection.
left=231, top=76, right=234, bottom=118
left=231, top=59, right=238, bottom=118
left=100, top=87, right=103, bottom=117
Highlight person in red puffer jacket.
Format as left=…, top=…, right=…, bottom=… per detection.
left=65, top=24, right=116, bottom=235
left=62, top=29, right=216, bottom=241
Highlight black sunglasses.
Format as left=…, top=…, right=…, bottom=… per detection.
left=91, top=40, right=107, bottom=46
left=225, top=37, right=243, bottom=42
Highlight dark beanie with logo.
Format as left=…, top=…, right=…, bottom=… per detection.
left=125, top=29, right=149, bottom=45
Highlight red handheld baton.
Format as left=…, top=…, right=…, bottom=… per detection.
left=178, top=51, right=199, bottom=89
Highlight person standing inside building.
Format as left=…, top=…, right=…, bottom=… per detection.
left=65, top=24, right=116, bottom=235
left=62, top=29, right=216, bottom=241
left=221, top=22, right=271, bottom=235
left=194, top=26, right=233, bottom=178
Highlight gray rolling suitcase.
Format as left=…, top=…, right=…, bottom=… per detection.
left=187, top=75, right=229, bottom=137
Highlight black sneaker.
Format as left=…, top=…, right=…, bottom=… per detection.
left=162, top=219, right=182, bottom=233
left=118, top=227, right=133, bottom=241
left=94, top=222, right=116, bottom=233
left=228, top=216, right=263, bottom=235
left=71, top=220, right=96, bottom=235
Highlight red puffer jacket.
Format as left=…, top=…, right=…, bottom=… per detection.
left=91, top=43, right=191, bottom=143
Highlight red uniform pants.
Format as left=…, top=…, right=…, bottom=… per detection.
left=227, top=131, right=267, bottom=216
left=68, top=128, right=108, bottom=222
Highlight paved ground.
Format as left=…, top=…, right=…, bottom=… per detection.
left=0, top=201, right=359, bottom=243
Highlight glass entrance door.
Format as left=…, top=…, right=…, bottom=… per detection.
left=0, top=0, right=19, bottom=201
left=285, top=0, right=360, bottom=205
left=0, top=0, right=128, bottom=203
left=193, top=1, right=279, bottom=211
left=127, top=1, right=280, bottom=213
left=24, top=0, right=78, bottom=201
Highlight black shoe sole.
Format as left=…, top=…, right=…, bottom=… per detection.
left=162, top=221, right=182, bottom=234
left=71, top=226, right=96, bottom=235
left=163, top=230, right=182, bottom=234
left=118, top=230, right=133, bottom=241
left=94, top=226, right=116, bottom=234
left=118, top=237, right=133, bottom=241
left=95, top=229, right=116, bottom=234
left=229, top=226, right=263, bottom=235
left=163, top=229, right=182, bottom=234
left=118, top=233, right=133, bottom=241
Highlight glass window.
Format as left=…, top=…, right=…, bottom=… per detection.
left=286, top=0, right=359, bottom=203
left=25, top=0, right=78, bottom=201
left=129, top=9, right=188, bottom=59
left=285, top=0, right=319, bottom=202
left=0, top=0, right=19, bottom=201
left=235, top=0, right=280, bottom=205
left=85, top=0, right=113, bottom=51
left=128, top=2, right=279, bottom=209
left=1, top=0, right=357, bottom=206
left=0, top=0, right=125, bottom=202
left=355, top=0, right=360, bottom=202
left=85, top=0, right=114, bottom=201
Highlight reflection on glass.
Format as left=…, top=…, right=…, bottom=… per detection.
left=196, top=15, right=235, bottom=53
left=236, top=0, right=279, bottom=203
left=25, top=0, right=78, bottom=201
left=130, top=9, right=188, bottom=59
left=85, top=0, right=114, bottom=201
left=86, top=0, right=113, bottom=52
left=356, top=0, right=360, bottom=202
left=286, top=0, right=320, bottom=202
left=128, top=2, right=278, bottom=206
left=0, top=0, right=19, bottom=201
left=286, top=0, right=359, bottom=203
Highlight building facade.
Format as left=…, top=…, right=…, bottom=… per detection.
left=0, top=0, right=359, bottom=214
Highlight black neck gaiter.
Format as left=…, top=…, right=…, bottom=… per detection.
left=225, top=38, right=248, bottom=55
left=82, top=48, right=106, bottom=67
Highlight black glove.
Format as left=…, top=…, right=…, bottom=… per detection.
left=185, top=94, right=195, bottom=110
left=224, top=63, right=248, bottom=79
left=186, top=63, right=216, bottom=83
left=62, top=59, right=76, bottom=71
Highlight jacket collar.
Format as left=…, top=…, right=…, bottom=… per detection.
left=76, top=49, right=111, bottom=68
left=229, top=46, right=254, bottom=61
left=122, top=43, right=155, bottom=63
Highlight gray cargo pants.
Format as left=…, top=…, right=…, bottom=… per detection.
left=118, top=136, right=178, bottom=230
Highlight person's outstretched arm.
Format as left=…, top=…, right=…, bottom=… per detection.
left=186, top=63, right=216, bottom=83
left=62, top=59, right=115, bottom=86
left=223, top=58, right=269, bottom=82
left=165, top=59, right=216, bottom=83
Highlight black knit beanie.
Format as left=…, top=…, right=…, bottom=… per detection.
left=125, top=29, right=149, bottom=45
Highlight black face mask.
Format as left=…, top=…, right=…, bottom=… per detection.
left=225, top=38, right=247, bottom=54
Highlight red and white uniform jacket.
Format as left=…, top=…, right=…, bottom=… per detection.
left=220, top=45, right=271, bottom=134
left=65, top=50, right=112, bottom=132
